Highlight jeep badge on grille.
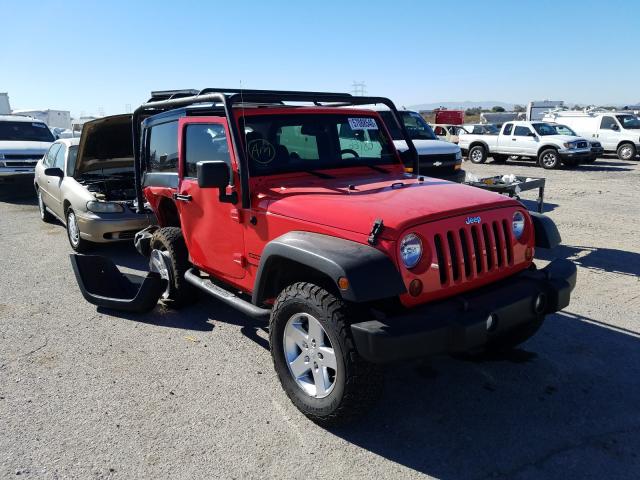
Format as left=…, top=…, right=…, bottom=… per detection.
left=465, top=216, right=481, bottom=225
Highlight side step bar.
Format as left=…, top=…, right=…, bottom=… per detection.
left=184, top=269, right=271, bottom=319
left=70, top=254, right=167, bottom=313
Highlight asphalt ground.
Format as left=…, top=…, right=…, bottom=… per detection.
left=1, top=154, right=639, bottom=479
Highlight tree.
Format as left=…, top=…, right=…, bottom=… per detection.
left=465, top=107, right=482, bottom=116
left=513, top=104, right=525, bottom=112
left=491, top=106, right=506, bottom=112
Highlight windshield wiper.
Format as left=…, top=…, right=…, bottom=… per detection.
left=365, top=165, right=389, bottom=174
left=304, top=170, right=334, bottom=179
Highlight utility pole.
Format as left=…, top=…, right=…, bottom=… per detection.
left=351, top=81, right=367, bottom=96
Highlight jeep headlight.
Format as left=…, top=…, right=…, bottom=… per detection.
left=400, top=233, right=422, bottom=268
left=86, top=201, right=124, bottom=213
left=512, top=211, right=526, bottom=240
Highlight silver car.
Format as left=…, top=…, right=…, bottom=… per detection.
left=34, top=115, right=155, bottom=251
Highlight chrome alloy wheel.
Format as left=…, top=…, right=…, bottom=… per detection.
left=471, top=149, right=483, bottom=162
left=283, top=312, right=338, bottom=398
left=67, top=211, right=80, bottom=246
left=541, top=152, right=557, bottom=168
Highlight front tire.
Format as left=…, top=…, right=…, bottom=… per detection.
left=269, top=282, right=381, bottom=425
left=149, top=227, right=196, bottom=308
left=66, top=209, right=91, bottom=252
left=37, top=189, right=54, bottom=223
left=469, top=145, right=487, bottom=164
left=617, top=143, right=636, bottom=161
left=538, top=149, right=561, bottom=169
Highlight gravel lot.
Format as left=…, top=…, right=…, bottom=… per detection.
left=1, top=155, right=639, bottom=480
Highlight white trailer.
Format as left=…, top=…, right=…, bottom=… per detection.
left=526, top=100, right=564, bottom=121
left=0, top=93, right=10, bottom=115
left=12, top=109, right=72, bottom=129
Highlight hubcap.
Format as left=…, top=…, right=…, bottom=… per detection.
left=621, top=146, right=632, bottom=159
left=67, top=211, right=80, bottom=246
left=471, top=149, right=482, bottom=162
left=542, top=153, right=556, bottom=167
left=283, top=313, right=337, bottom=398
left=149, top=249, right=173, bottom=299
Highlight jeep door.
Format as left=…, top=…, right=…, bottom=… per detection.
left=597, top=116, right=619, bottom=150
left=176, top=117, right=245, bottom=279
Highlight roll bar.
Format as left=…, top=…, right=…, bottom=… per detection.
left=132, top=88, right=420, bottom=212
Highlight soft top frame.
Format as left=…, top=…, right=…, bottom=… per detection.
left=132, top=88, right=419, bottom=212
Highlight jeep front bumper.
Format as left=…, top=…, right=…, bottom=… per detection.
left=350, top=259, right=577, bottom=363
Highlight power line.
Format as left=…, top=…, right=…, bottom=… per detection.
left=351, top=81, right=367, bottom=96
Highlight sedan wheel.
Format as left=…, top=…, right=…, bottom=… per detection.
left=66, top=209, right=90, bottom=252
left=37, top=190, right=53, bottom=222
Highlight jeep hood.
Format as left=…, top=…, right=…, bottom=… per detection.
left=0, top=141, right=51, bottom=155
left=260, top=172, right=517, bottom=239
left=75, top=114, right=133, bottom=175
left=393, top=139, right=459, bottom=155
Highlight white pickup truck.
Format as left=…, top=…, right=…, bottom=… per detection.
left=458, top=121, right=592, bottom=169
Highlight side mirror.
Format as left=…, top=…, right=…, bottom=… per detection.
left=611, top=124, right=619, bottom=131
left=528, top=132, right=538, bottom=138
left=197, top=160, right=230, bottom=188
left=44, top=167, right=64, bottom=178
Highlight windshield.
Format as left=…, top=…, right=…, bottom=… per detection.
left=378, top=111, right=437, bottom=141
left=554, top=124, right=577, bottom=136
left=616, top=115, right=640, bottom=129
left=0, top=121, right=55, bottom=142
left=241, top=114, right=397, bottom=176
left=532, top=123, right=559, bottom=136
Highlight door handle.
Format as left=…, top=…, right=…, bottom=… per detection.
left=512, top=138, right=517, bottom=141
left=173, top=193, right=192, bottom=202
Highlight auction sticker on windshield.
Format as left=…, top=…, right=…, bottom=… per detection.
left=348, top=118, right=378, bottom=130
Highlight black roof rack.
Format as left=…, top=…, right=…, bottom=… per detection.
left=132, top=88, right=419, bottom=212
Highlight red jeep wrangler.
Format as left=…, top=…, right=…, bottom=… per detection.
left=71, top=88, right=576, bottom=424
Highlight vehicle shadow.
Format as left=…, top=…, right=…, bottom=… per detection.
left=0, top=178, right=37, bottom=205
left=518, top=198, right=559, bottom=213
left=328, top=310, right=640, bottom=479
left=537, top=244, right=640, bottom=277
left=489, top=158, right=633, bottom=173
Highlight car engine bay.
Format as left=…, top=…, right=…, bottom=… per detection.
left=77, top=173, right=137, bottom=202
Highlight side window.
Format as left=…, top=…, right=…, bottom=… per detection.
left=44, top=144, right=60, bottom=167
left=514, top=126, right=531, bottom=136
left=54, top=144, right=66, bottom=169
left=184, top=123, right=231, bottom=178
left=66, top=147, right=78, bottom=176
left=503, top=123, right=513, bottom=135
left=148, top=121, right=179, bottom=172
left=600, top=116, right=616, bottom=130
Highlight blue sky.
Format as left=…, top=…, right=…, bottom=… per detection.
left=2, top=0, right=638, bottom=116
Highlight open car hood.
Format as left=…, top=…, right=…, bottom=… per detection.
left=75, top=114, right=133, bottom=175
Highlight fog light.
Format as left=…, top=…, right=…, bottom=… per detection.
left=534, top=293, right=547, bottom=314
left=525, top=246, right=534, bottom=261
left=409, top=279, right=423, bottom=297
left=486, top=314, right=498, bottom=332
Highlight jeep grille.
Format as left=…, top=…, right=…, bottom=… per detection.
left=433, top=218, right=514, bottom=285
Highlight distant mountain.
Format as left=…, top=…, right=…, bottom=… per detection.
left=408, top=101, right=516, bottom=111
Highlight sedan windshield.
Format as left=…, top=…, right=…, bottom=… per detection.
left=616, top=115, right=640, bottom=129
left=378, top=111, right=437, bottom=141
left=532, top=123, right=558, bottom=136
left=241, top=114, right=397, bottom=176
left=0, top=121, right=55, bottom=142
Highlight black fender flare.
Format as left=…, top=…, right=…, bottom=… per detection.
left=530, top=212, right=561, bottom=249
left=251, top=231, right=406, bottom=305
